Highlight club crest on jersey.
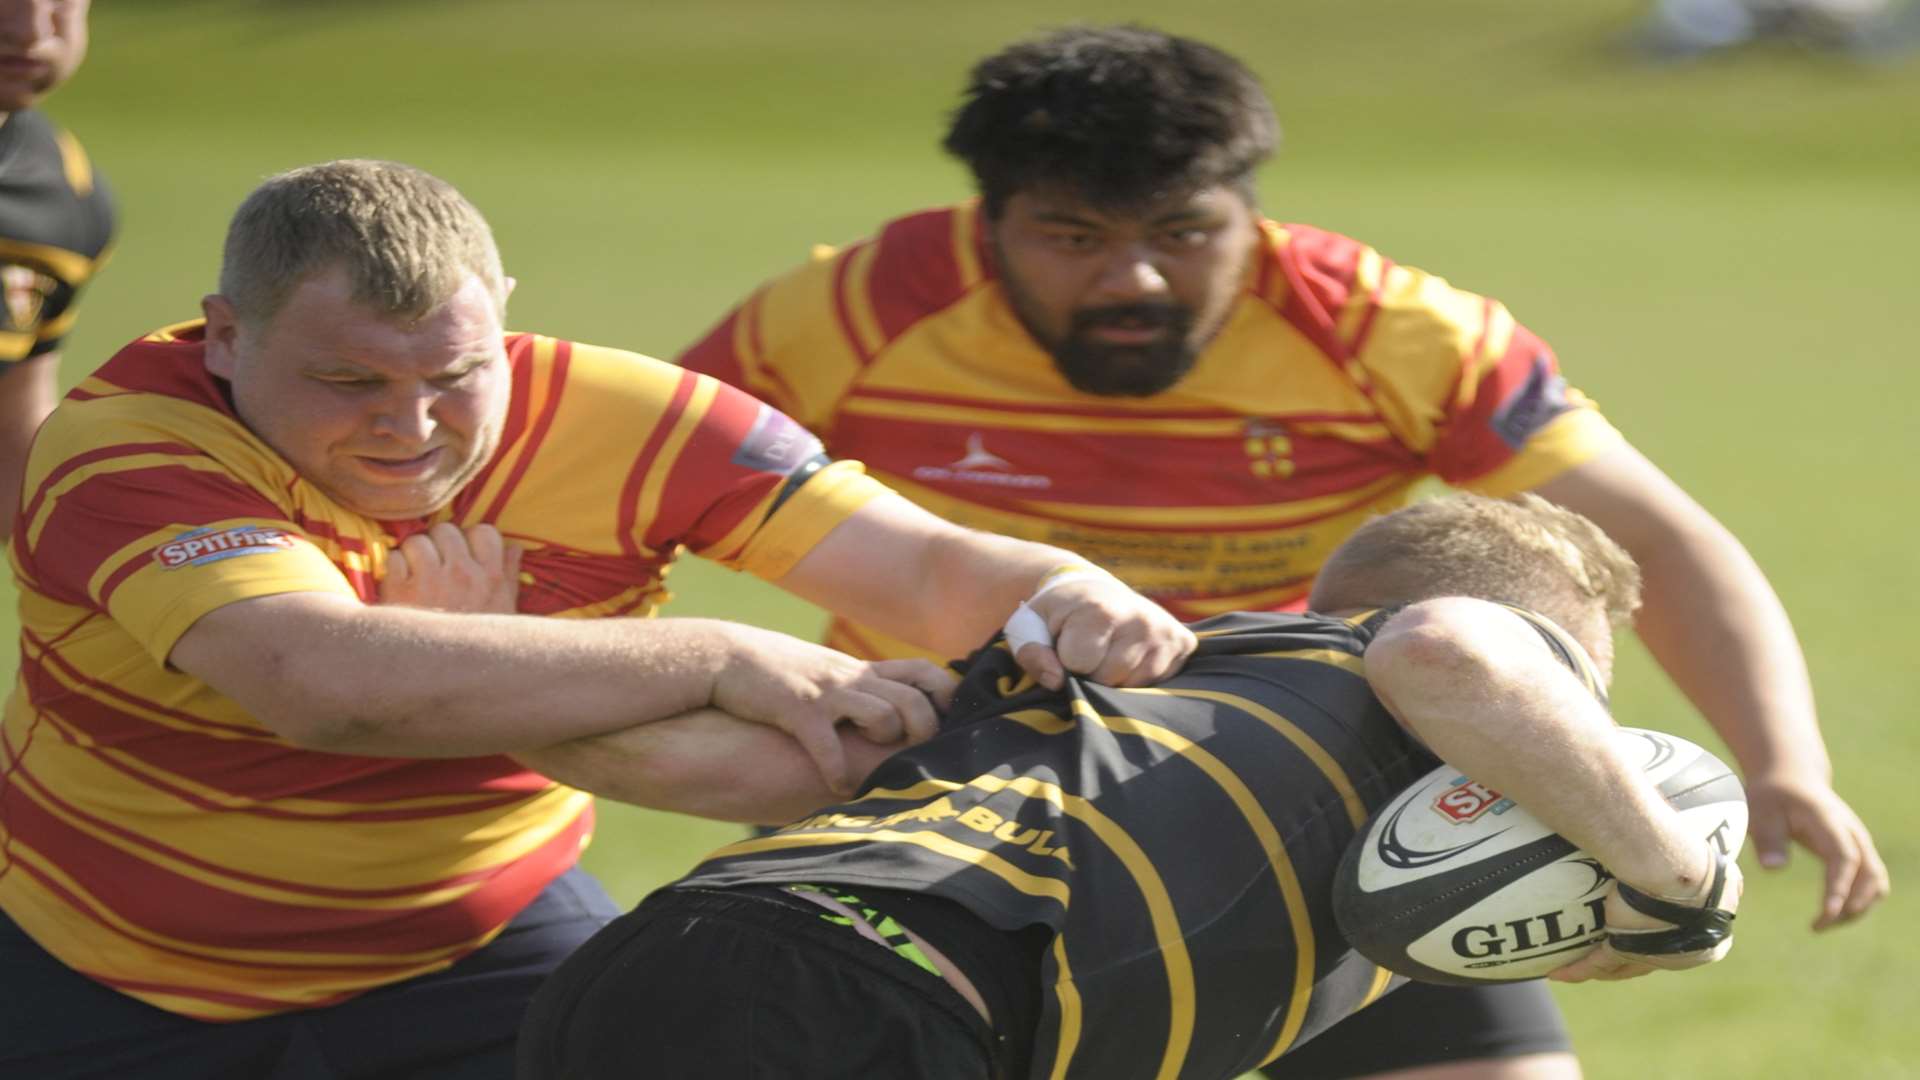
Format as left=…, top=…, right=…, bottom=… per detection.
left=2, top=264, right=53, bottom=331
left=1431, top=777, right=1512, bottom=824
left=1243, top=419, right=1296, bottom=480
left=155, top=525, right=300, bottom=570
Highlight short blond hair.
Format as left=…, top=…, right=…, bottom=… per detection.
left=1309, top=493, right=1642, bottom=658
left=218, top=159, right=507, bottom=326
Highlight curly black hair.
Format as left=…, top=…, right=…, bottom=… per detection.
left=943, top=25, right=1279, bottom=217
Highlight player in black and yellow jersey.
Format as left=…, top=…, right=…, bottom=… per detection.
left=518, top=495, right=1743, bottom=1080
left=0, top=0, right=113, bottom=537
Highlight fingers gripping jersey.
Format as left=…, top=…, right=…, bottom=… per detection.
left=681, top=205, right=1624, bottom=660
left=678, top=611, right=1445, bottom=1080
left=0, top=111, right=115, bottom=364
left=0, top=323, right=886, bottom=1020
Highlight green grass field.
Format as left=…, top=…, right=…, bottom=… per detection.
left=22, top=1, right=1919, bottom=1075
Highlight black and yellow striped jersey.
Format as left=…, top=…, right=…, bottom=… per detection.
left=683, top=610, right=1476, bottom=1079
left=0, top=109, right=115, bottom=365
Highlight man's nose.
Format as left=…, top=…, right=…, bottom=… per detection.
left=370, top=387, right=436, bottom=442
left=1092, top=244, right=1170, bottom=300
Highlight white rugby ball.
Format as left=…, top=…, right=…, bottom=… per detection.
left=1333, top=727, right=1746, bottom=985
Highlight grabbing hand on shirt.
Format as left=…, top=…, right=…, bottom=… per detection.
left=381, top=523, right=524, bottom=614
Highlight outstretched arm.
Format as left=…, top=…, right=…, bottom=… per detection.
left=1534, top=444, right=1887, bottom=929
left=774, top=491, right=1197, bottom=688
left=1365, top=597, right=1741, bottom=982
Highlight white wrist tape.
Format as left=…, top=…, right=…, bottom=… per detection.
left=1028, top=568, right=1113, bottom=601
left=1002, top=601, right=1053, bottom=653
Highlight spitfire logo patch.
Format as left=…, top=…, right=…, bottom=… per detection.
left=1431, top=778, right=1511, bottom=824
left=155, top=525, right=301, bottom=570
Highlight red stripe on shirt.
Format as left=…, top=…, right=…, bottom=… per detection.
left=616, top=369, right=698, bottom=560
left=1269, top=225, right=1366, bottom=364
left=2, top=785, right=588, bottom=953
left=831, top=240, right=878, bottom=369
left=866, top=208, right=971, bottom=342
left=482, top=338, right=571, bottom=523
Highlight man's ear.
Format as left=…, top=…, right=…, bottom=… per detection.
left=202, top=294, right=240, bottom=379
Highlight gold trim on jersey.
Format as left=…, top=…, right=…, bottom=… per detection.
left=709, top=818, right=1072, bottom=905
left=36, top=305, right=79, bottom=341
left=53, top=128, right=94, bottom=196
left=1072, top=697, right=1321, bottom=1066
left=0, top=235, right=96, bottom=286
left=1116, top=686, right=1368, bottom=829
left=0, top=328, right=34, bottom=359
left=1046, top=936, right=1084, bottom=1080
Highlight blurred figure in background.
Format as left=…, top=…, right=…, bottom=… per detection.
left=0, top=0, right=112, bottom=538
left=680, top=23, right=1889, bottom=1080
left=1634, top=0, right=1919, bottom=58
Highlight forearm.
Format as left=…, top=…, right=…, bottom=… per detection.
left=775, top=493, right=1072, bottom=656
left=1368, top=600, right=1705, bottom=891
left=1632, top=520, right=1828, bottom=781
left=0, top=354, right=60, bottom=540
left=516, top=707, right=901, bottom=824
left=170, top=593, right=745, bottom=757
left=911, top=526, right=1083, bottom=656
left=1533, top=446, right=1827, bottom=781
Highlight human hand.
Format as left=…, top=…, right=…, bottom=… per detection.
left=1550, top=846, right=1744, bottom=984
left=380, top=523, right=524, bottom=614
left=1741, top=770, right=1888, bottom=930
left=711, top=626, right=956, bottom=795
left=1013, top=570, right=1196, bottom=690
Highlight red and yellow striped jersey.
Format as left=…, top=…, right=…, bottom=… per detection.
left=0, top=321, right=886, bottom=1020
left=682, top=203, right=1624, bottom=661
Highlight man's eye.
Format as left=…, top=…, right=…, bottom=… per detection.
left=1043, top=231, right=1099, bottom=251
left=1164, top=227, right=1213, bottom=247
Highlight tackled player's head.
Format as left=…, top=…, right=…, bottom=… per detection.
left=1308, top=494, right=1643, bottom=681
left=943, top=25, right=1278, bottom=219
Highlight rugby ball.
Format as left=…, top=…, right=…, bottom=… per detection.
left=1332, top=727, right=1746, bottom=985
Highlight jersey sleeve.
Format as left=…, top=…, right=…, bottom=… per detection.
left=1289, top=231, right=1624, bottom=492
left=678, top=243, right=870, bottom=430
left=16, top=422, right=354, bottom=665
left=632, top=364, right=889, bottom=579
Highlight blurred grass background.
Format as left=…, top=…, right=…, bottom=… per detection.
left=23, top=0, right=1917, bottom=1075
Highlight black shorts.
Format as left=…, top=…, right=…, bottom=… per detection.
left=0, top=867, right=622, bottom=1080
left=1261, top=979, right=1572, bottom=1079
left=518, top=885, right=1029, bottom=1080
